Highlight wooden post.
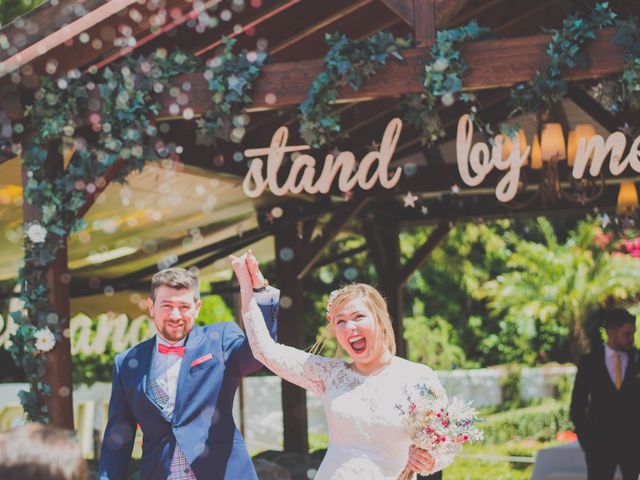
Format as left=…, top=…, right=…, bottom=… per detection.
left=21, top=139, right=74, bottom=430
left=274, top=221, right=309, bottom=454
left=363, top=217, right=407, bottom=357
left=414, top=0, right=437, bottom=48
left=233, top=289, right=246, bottom=437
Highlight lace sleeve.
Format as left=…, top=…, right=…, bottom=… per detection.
left=242, top=300, right=332, bottom=396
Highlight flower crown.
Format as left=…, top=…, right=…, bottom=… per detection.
left=326, top=286, right=349, bottom=320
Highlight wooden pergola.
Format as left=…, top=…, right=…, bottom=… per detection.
left=1, top=0, right=638, bottom=454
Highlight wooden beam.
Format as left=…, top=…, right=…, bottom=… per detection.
left=313, top=244, right=368, bottom=269
left=274, top=221, right=309, bottom=454
left=2, top=28, right=624, bottom=121
left=363, top=216, right=407, bottom=357
left=568, top=84, right=620, bottom=133
left=154, top=28, right=623, bottom=116
left=0, top=0, right=107, bottom=62
left=414, top=0, right=437, bottom=47
left=380, top=0, right=466, bottom=29
left=75, top=157, right=125, bottom=220
left=398, top=220, right=452, bottom=286
left=296, top=196, right=369, bottom=280
left=269, top=0, right=374, bottom=55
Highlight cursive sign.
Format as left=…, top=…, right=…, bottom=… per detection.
left=242, top=118, right=403, bottom=197
left=456, top=114, right=640, bottom=202
left=456, top=114, right=529, bottom=202
left=0, top=304, right=154, bottom=354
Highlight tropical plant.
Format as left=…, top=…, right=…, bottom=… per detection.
left=403, top=299, right=468, bottom=370
left=482, top=218, right=640, bottom=363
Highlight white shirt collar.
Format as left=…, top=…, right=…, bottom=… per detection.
left=604, top=343, right=626, bottom=358
left=155, top=334, right=187, bottom=348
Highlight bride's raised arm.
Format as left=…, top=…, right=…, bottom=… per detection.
left=230, top=252, right=333, bottom=397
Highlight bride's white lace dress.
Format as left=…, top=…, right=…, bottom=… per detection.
left=242, top=302, right=455, bottom=479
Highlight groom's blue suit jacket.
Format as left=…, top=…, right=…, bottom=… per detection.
left=99, top=294, right=278, bottom=480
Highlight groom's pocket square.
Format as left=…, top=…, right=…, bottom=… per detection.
left=191, top=353, right=214, bottom=368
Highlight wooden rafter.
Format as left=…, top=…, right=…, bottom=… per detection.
left=379, top=0, right=467, bottom=32
left=398, top=220, right=452, bottom=286
left=295, top=196, right=369, bottom=279
left=568, top=84, right=620, bottom=133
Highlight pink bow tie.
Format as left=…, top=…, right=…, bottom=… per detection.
left=158, top=344, right=185, bottom=357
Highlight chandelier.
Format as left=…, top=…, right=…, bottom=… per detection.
left=501, top=121, right=605, bottom=209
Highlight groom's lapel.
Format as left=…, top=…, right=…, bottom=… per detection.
left=135, top=336, right=167, bottom=416
left=174, top=326, right=205, bottom=413
left=136, top=337, right=155, bottom=388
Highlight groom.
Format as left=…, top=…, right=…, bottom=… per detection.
left=99, top=266, right=278, bottom=479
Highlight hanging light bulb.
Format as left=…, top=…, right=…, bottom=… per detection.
left=617, top=181, right=638, bottom=215
left=531, top=134, right=542, bottom=170
left=518, top=129, right=528, bottom=166
left=501, top=129, right=528, bottom=165
left=540, top=123, right=566, bottom=162
left=567, top=129, right=576, bottom=167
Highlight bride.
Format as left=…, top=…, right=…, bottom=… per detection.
left=230, top=251, right=455, bottom=479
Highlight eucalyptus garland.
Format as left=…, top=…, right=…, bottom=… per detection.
left=197, top=38, right=268, bottom=144
left=611, top=17, right=640, bottom=111
left=403, top=20, right=492, bottom=145
left=299, top=32, right=413, bottom=147
left=509, top=2, right=617, bottom=118
left=12, top=44, right=265, bottom=422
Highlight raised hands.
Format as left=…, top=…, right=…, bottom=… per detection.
left=229, top=250, right=266, bottom=290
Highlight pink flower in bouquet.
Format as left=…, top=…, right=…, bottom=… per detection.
left=394, top=384, right=483, bottom=479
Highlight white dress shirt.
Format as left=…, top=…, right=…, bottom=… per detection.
left=604, top=344, right=628, bottom=387
left=153, top=335, right=186, bottom=415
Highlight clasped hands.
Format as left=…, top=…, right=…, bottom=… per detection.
left=229, top=250, right=264, bottom=290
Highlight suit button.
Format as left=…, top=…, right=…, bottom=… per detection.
left=172, top=424, right=177, bottom=431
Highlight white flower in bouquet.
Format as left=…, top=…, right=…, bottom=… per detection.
left=26, top=222, right=47, bottom=244
left=394, top=384, right=482, bottom=479
left=34, top=327, right=56, bottom=352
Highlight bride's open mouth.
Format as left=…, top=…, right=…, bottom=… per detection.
left=348, top=335, right=367, bottom=355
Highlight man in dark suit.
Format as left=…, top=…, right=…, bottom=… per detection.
left=99, top=266, right=278, bottom=479
left=570, top=308, right=640, bottom=480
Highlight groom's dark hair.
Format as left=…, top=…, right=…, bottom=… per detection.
left=150, top=267, right=200, bottom=301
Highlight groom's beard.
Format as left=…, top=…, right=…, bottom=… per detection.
left=160, top=320, right=192, bottom=342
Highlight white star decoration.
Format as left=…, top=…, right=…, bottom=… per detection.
left=403, top=192, right=419, bottom=208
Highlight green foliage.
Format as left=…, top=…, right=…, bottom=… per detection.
left=197, top=294, right=235, bottom=325
left=611, top=17, right=640, bottom=110
left=404, top=21, right=493, bottom=145
left=482, top=218, right=640, bottom=362
left=198, top=38, right=267, bottom=144
left=0, top=0, right=45, bottom=26
left=299, top=32, right=413, bottom=147
left=403, top=299, right=467, bottom=370
left=510, top=2, right=616, bottom=116
left=402, top=221, right=513, bottom=367
left=551, top=372, right=575, bottom=402
left=482, top=401, right=572, bottom=444
left=500, top=365, right=523, bottom=409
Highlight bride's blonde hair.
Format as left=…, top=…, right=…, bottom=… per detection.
left=311, top=283, right=396, bottom=356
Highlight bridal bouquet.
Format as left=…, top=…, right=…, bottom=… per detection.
left=394, top=384, right=483, bottom=480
